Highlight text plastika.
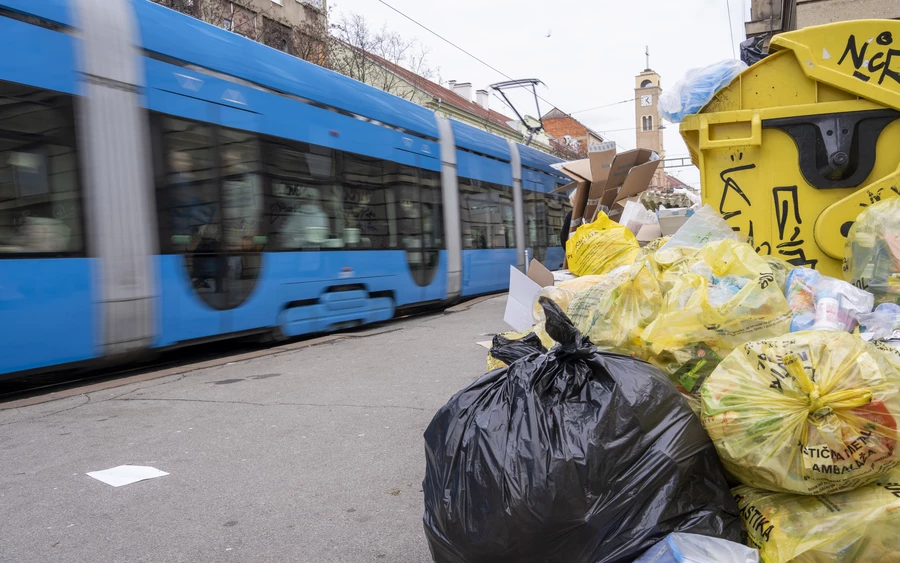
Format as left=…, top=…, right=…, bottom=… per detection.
left=838, top=31, right=900, bottom=86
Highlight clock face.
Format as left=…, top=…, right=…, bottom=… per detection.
left=641, top=94, right=653, bottom=107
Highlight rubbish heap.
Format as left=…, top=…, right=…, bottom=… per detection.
left=425, top=19, right=900, bottom=563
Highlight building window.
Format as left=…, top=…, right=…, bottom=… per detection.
left=262, top=17, right=293, bottom=55
left=642, top=116, right=654, bottom=131
left=641, top=79, right=653, bottom=88
left=223, top=18, right=233, bottom=31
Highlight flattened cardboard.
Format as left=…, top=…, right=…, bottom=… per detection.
left=569, top=180, right=590, bottom=232
left=587, top=148, right=660, bottom=223
left=598, top=188, right=618, bottom=213
left=527, top=259, right=554, bottom=288
left=588, top=147, right=616, bottom=184
left=560, top=159, right=592, bottom=182
left=552, top=180, right=579, bottom=195
left=616, top=160, right=661, bottom=202
left=582, top=148, right=617, bottom=222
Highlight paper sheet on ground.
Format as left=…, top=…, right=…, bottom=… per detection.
left=87, top=465, right=169, bottom=487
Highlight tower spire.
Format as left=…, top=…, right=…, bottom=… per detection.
left=645, top=45, right=650, bottom=71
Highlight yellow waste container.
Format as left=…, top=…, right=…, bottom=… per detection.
left=681, top=20, right=900, bottom=277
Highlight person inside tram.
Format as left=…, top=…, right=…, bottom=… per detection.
left=279, top=185, right=330, bottom=249
left=560, top=190, right=576, bottom=250
left=168, top=149, right=219, bottom=290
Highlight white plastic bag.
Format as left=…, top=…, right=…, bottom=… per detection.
left=634, top=533, right=759, bottom=563
left=659, top=60, right=747, bottom=123
left=660, top=205, right=739, bottom=251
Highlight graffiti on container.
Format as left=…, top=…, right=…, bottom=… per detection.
left=718, top=154, right=755, bottom=221
left=837, top=31, right=900, bottom=86
left=748, top=221, right=772, bottom=256
left=859, top=185, right=900, bottom=208
left=773, top=186, right=818, bottom=268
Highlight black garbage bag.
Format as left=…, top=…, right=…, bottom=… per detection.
left=423, top=298, right=742, bottom=563
left=740, top=35, right=768, bottom=66
left=488, top=331, right=547, bottom=367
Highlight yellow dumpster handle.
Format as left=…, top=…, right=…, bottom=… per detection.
left=815, top=163, right=900, bottom=260
left=699, top=113, right=762, bottom=150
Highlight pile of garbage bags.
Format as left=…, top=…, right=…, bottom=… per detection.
left=425, top=299, right=742, bottom=563
left=428, top=194, right=900, bottom=562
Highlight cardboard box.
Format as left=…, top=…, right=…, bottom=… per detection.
left=590, top=149, right=661, bottom=223
left=555, top=144, right=659, bottom=230
left=553, top=143, right=617, bottom=233
left=526, top=258, right=554, bottom=288
left=657, top=207, right=694, bottom=236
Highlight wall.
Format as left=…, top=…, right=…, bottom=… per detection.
left=245, top=0, right=325, bottom=28
left=797, top=0, right=900, bottom=27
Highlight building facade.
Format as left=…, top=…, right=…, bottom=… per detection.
left=541, top=108, right=605, bottom=158
left=152, top=0, right=328, bottom=62
left=746, top=0, right=900, bottom=40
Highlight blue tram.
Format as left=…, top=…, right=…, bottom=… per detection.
left=0, top=0, right=571, bottom=378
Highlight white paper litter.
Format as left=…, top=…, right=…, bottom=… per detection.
left=87, top=465, right=169, bottom=487
left=475, top=340, right=493, bottom=350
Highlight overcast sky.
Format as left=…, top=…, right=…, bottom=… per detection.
left=328, top=0, right=751, bottom=186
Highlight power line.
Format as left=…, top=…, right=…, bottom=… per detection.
left=569, top=98, right=636, bottom=115
left=725, top=0, right=737, bottom=59
left=376, top=0, right=561, bottom=115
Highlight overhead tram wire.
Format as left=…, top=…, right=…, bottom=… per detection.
left=376, top=0, right=563, bottom=115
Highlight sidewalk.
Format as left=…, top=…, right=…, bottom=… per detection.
left=0, top=296, right=508, bottom=563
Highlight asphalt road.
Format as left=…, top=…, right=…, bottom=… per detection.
left=0, top=296, right=507, bottom=563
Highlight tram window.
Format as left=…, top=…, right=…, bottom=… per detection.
left=459, top=178, right=493, bottom=250
left=220, top=128, right=264, bottom=253
left=156, top=117, right=218, bottom=255
left=493, top=184, right=515, bottom=249
left=342, top=152, right=394, bottom=249
left=0, top=82, right=83, bottom=256
left=525, top=189, right=547, bottom=249
left=266, top=139, right=342, bottom=251
left=546, top=193, right=566, bottom=247
left=389, top=163, right=422, bottom=259
left=418, top=168, right=443, bottom=249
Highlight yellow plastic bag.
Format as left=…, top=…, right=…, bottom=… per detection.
left=764, top=256, right=795, bottom=294
left=565, top=212, right=640, bottom=277
left=735, top=475, right=900, bottom=563
left=702, top=331, right=900, bottom=495
left=566, top=262, right=662, bottom=358
left=557, top=275, right=610, bottom=293
left=532, top=287, right=577, bottom=323
left=844, top=197, right=900, bottom=306
left=634, top=236, right=670, bottom=263
left=642, top=240, right=793, bottom=404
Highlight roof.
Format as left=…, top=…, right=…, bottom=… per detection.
left=665, top=173, right=692, bottom=189
left=355, top=47, right=518, bottom=132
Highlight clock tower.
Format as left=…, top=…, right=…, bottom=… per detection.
left=635, top=47, right=666, bottom=189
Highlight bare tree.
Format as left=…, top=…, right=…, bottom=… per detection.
left=330, top=12, right=438, bottom=101
left=150, top=2, right=438, bottom=100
